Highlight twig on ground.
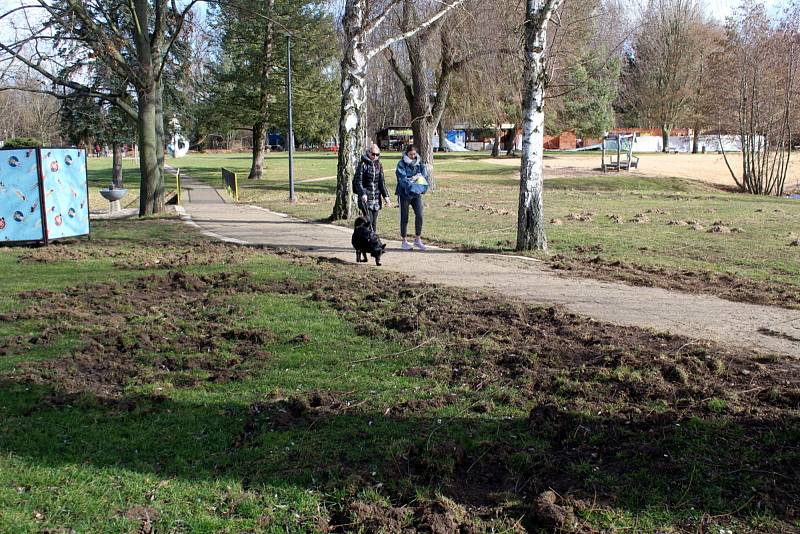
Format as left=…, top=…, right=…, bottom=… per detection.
left=347, top=337, right=436, bottom=364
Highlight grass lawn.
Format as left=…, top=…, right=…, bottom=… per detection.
left=0, top=219, right=798, bottom=533
left=159, top=152, right=800, bottom=306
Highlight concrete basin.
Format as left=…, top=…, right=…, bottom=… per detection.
left=99, top=188, right=128, bottom=201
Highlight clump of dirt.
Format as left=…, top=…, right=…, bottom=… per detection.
left=345, top=501, right=412, bottom=533
left=17, top=241, right=255, bottom=270
left=645, top=208, right=669, bottom=215
left=628, top=213, right=650, bottom=224
left=550, top=218, right=563, bottom=226
left=707, top=223, right=732, bottom=234
left=336, top=496, right=497, bottom=534
left=549, top=254, right=800, bottom=309
left=3, top=269, right=305, bottom=398
left=689, top=222, right=705, bottom=231
left=790, top=239, right=800, bottom=247
left=667, top=219, right=688, bottom=226
left=530, top=491, right=577, bottom=532
left=390, top=393, right=459, bottom=415
left=567, top=211, right=594, bottom=222
left=573, top=244, right=604, bottom=254
left=234, top=391, right=353, bottom=447
left=606, top=214, right=624, bottom=224
left=443, top=200, right=510, bottom=216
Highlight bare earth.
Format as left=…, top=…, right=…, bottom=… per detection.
left=483, top=153, right=800, bottom=188
left=180, top=177, right=800, bottom=358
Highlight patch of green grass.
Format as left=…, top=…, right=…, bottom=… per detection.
left=707, top=397, right=728, bottom=413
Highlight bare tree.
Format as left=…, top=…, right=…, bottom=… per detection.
left=622, top=0, right=701, bottom=151
left=383, top=0, right=494, bottom=189
left=331, top=0, right=466, bottom=221
left=717, top=3, right=797, bottom=196
left=0, top=0, right=200, bottom=216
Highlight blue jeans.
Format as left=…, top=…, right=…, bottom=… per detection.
left=399, top=196, right=423, bottom=237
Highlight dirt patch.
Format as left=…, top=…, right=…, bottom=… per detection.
left=5, top=245, right=799, bottom=531
left=1, top=269, right=305, bottom=398
left=272, top=258, right=800, bottom=529
left=566, top=211, right=594, bottom=222
left=17, top=241, right=255, bottom=270
left=334, top=496, right=520, bottom=534
left=549, top=255, right=800, bottom=310
left=443, top=200, right=511, bottom=216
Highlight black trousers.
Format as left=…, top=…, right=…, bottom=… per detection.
left=399, top=196, right=423, bottom=237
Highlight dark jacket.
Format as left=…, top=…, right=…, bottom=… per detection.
left=354, top=153, right=388, bottom=210
left=395, top=154, right=429, bottom=199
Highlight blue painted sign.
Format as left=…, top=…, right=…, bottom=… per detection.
left=0, top=148, right=44, bottom=243
left=41, top=148, right=89, bottom=240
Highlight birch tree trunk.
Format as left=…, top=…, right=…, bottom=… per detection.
left=332, top=0, right=367, bottom=220
left=517, top=0, right=561, bottom=251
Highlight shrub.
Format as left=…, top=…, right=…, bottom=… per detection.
left=2, top=137, right=42, bottom=149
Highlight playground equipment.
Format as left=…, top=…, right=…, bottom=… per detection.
left=601, top=133, right=639, bottom=172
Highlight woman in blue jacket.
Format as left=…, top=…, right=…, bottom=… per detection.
left=395, top=144, right=429, bottom=250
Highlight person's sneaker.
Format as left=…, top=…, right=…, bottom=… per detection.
left=413, top=238, right=426, bottom=251
left=401, top=240, right=413, bottom=251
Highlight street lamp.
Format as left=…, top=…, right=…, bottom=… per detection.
left=286, top=34, right=295, bottom=203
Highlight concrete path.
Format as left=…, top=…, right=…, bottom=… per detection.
left=179, top=177, right=800, bottom=358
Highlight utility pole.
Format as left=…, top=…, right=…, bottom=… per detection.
left=286, top=34, right=295, bottom=202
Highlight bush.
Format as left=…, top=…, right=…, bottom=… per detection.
left=2, top=137, right=42, bottom=149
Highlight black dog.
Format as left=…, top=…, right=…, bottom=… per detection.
left=351, top=216, right=386, bottom=266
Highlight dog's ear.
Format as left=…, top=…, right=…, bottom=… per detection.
left=381, top=243, right=387, bottom=250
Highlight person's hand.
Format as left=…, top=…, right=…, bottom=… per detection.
left=360, top=194, right=367, bottom=203
left=384, top=196, right=391, bottom=207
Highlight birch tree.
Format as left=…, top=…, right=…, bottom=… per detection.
left=516, top=0, right=564, bottom=251
left=331, top=0, right=466, bottom=221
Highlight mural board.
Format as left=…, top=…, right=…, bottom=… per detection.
left=0, top=148, right=45, bottom=243
left=40, top=148, right=90, bottom=240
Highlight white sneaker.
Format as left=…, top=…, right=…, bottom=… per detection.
left=413, top=238, right=426, bottom=251
left=401, top=240, right=412, bottom=250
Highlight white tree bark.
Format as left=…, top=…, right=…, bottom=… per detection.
left=517, top=0, right=562, bottom=251
left=332, top=1, right=368, bottom=219
left=331, top=0, right=467, bottom=220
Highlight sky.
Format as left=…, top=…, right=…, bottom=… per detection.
left=702, top=0, right=789, bottom=20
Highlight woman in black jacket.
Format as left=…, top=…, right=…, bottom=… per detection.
left=353, top=143, right=390, bottom=232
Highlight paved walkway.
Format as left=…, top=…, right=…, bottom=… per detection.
left=179, top=177, right=800, bottom=358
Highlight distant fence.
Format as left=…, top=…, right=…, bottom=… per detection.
left=221, top=167, right=239, bottom=201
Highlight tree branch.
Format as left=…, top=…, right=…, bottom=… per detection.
left=366, top=0, right=467, bottom=60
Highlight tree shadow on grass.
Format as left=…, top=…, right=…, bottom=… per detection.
left=2, top=378, right=798, bottom=530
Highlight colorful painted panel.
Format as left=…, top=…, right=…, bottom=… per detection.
left=0, top=148, right=44, bottom=243
left=41, top=148, right=89, bottom=240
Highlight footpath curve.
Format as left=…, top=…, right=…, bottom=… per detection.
left=178, top=176, right=800, bottom=358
